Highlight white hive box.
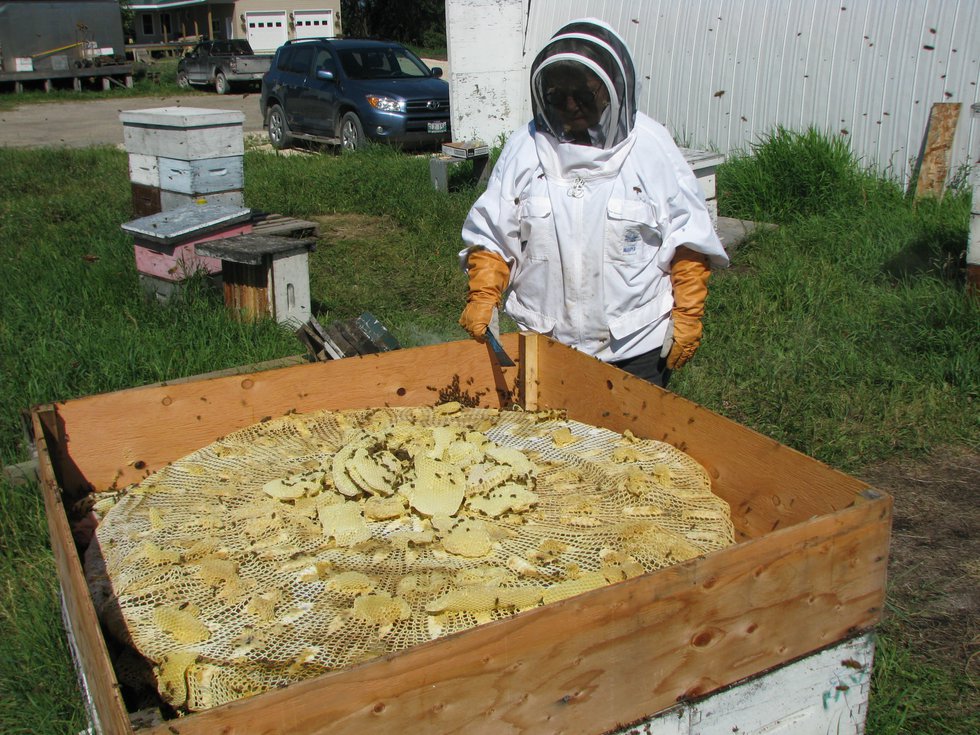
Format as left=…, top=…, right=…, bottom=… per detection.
left=157, top=156, right=244, bottom=196
left=159, top=189, right=245, bottom=210
left=127, top=153, right=160, bottom=188
left=681, top=148, right=725, bottom=225
left=121, top=108, right=245, bottom=215
left=120, top=108, right=245, bottom=160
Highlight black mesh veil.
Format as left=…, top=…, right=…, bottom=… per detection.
left=530, top=20, right=637, bottom=149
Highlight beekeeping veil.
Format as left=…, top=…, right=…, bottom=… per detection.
left=530, top=18, right=637, bottom=149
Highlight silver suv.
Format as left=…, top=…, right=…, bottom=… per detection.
left=260, top=38, right=451, bottom=150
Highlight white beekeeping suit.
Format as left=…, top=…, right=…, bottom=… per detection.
left=459, top=18, right=728, bottom=387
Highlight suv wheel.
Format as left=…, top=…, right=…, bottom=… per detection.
left=176, top=70, right=189, bottom=88
left=214, top=70, right=230, bottom=95
left=267, top=104, right=292, bottom=150
left=340, top=112, right=364, bottom=151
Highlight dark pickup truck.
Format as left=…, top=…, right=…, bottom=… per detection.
left=177, top=40, right=272, bottom=94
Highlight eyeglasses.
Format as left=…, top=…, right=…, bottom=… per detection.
left=544, top=85, right=604, bottom=110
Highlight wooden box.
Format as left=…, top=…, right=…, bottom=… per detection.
left=158, top=189, right=245, bottom=211
left=680, top=148, right=724, bottom=226
left=128, top=154, right=160, bottom=188
left=196, top=233, right=316, bottom=326
left=122, top=205, right=253, bottom=283
left=158, top=156, right=244, bottom=196
left=120, top=108, right=245, bottom=161
left=31, top=334, right=891, bottom=735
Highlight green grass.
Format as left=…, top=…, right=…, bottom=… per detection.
left=403, top=44, right=448, bottom=62
left=682, top=127, right=978, bottom=473
left=0, top=130, right=977, bottom=733
left=0, top=477, right=88, bottom=734
left=0, top=148, right=299, bottom=465
left=245, top=145, right=483, bottom=344
left=717, top=125, right=877, bottom=223
left=869, top=618, right=980, bottom=734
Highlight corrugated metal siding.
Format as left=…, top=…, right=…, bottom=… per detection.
left=522, top=0, right=980, bottom=184
left=0, top=1, right=126, bottom=69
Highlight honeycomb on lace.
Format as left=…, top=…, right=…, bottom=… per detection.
left=85, top=404, right=735, bottom=713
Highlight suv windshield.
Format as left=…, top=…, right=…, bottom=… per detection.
left=337, top=47, right=430, bottom=80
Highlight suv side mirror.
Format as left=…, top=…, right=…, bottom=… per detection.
left=316, top=69, right=335, bottom=81
left=430, top=67, right=443, bottom=78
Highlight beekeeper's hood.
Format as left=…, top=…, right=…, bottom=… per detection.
left=530, top=18, right=637, bottom=149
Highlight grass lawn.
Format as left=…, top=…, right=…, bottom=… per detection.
left=0, top=128, right=976, bottom=733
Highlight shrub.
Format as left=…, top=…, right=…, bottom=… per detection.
left=717, top=126, right=872, bottom=224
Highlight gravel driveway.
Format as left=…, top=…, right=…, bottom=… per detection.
left=0, top=93, right=265, bottom=149
left=0, top=59, right=447, bottom=149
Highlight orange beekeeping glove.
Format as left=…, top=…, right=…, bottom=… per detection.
left=459, top=249, right=510, bottom=340
left=666, top=247, right=711, bottom=370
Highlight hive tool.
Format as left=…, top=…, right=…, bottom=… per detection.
left=485, top=330, right=516, bottom=367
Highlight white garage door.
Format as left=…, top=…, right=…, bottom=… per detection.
left=293, top=9, right=336, bottom=39
left=245, top=11, right=288, bottom=53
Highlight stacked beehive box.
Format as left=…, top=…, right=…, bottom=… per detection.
left=680, top=148, right=724, bottom=226
left=119, top=107, right=251, bottom=302
left=121, top=107, right=246, bottom=217
left=120, top=204, right=254, bottom=302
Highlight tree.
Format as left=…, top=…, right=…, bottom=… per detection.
left=118, top=0, right=135, bottom=41
left=340, top=0, right=445, bottom=48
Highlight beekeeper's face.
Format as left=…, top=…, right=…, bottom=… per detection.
left=541, top=64, right=610, bottom=137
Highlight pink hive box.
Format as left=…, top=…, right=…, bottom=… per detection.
left=122, top=204, right=253, bottom=282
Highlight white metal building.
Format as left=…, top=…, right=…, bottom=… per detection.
left=447, top=0, right=980, bottom=185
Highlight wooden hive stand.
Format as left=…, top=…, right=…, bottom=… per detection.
left=196, top=231, right=317, bottom=326
left=195, top=211, right=319, bottom=326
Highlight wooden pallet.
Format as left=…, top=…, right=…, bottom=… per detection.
left=249, top=211, right=320, bottom=238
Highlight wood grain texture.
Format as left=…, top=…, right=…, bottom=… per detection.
left=48, top=337, right=521, bottom=493
left=914, top=102, right=962, bottom=197
left=32, top=409, right=134, bottom=735
left=139, top=500, right=888, bottom=735
left=33, top=335, right=891, bottom=734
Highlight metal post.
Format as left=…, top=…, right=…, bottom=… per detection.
left=969, top=103, right=980, bottom=295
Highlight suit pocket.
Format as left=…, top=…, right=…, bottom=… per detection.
left=605, top=199, right=661, bottom=264
left=518, top=197, right=554, bottom=261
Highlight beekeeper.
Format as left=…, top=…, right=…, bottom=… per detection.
left=458, top=18, right=729, bottom=387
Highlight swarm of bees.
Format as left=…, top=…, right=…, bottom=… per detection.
left=85, top=403, right=734, bottom=713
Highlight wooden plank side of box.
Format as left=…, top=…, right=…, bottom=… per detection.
left=35, top=335, right=890, bottom=734
left=32, top=408, right=134, bottom=735
left=44, top=338, right=520, bottom=494
left=521, top=335, right=873, bottom=538
left=136, top=498, right=888, bottom=735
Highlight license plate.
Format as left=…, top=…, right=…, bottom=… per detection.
left=427, top=121, right=448, bottom=134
